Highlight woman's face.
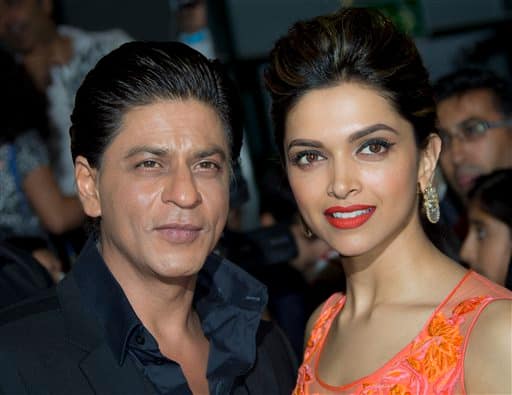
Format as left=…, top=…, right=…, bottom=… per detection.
left=76, top=99, right=230, bottom=281
left=284, top=82, right=438, bottom=258
left=460, top=203, right=512, bottom=285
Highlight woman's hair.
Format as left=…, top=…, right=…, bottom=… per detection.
left=264, top=7, right=436, bottom=161
left=70, top=41, right=243, bottom=169
left=467, top=169, right=512, bottom=289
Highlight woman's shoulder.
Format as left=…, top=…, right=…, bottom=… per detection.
left=463, top=297, right=512, bottom=394
left=457, top=272, right=512, bottom=394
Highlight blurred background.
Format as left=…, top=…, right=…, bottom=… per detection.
left=57, top=0, right=512, bottom=196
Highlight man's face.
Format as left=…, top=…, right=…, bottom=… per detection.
left=83, top=99, right=231, bottom=282
left=0, top=0, right=54, bottom=53
left=437, top=89, right=512, bottom=201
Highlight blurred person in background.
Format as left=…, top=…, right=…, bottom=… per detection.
left=460, top=169, right=512, bottom=289
left=433, top=68, right=512, bottom=245
left=0, top=0, right=132, bottom=196
left=0, top=0, right=132, bottom=266
left=0, top=48, right=84, bottom=282
left=172, top=0, right=215, bottom=59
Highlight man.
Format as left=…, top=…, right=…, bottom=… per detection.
left=434, top=68, right=512, bottom=203
left=433, top=68, right=512, bottom=246
left=0, top=0, right=131, bottom=195
left=0, top=41, right=297, bottom=394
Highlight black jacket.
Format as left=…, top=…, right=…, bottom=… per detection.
left=0, top=239, right=297, bottom=394
left=0, top=240, right=54, bottom=309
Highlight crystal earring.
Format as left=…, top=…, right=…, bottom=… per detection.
left=422, top=183, right=440, bottom=224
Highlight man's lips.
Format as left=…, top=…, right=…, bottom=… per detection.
left=154, top=223, right=203, bottom=244
left=456, top=174, right=477, bottom=191
left=324, top=205, right=376, bottom=229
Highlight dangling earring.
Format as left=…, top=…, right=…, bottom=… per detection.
left=300, top=216, right=314, bottom=239
left=422, top=183, right=440, bottom=224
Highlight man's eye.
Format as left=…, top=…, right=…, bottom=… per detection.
left=136, top=160, right=159, bottom=168
left=461, top=120, right=487, bottom=137
left=476, top=225, right=487, bottom=240
left=197, top=161, right=220, bottom=170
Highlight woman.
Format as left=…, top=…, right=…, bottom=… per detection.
left=460, top=169, right=512, bottom=289
left=265, top=8, right=512, bottom=394
left=0, top=41, right=296, bottom=393
left=0, top=48, right=84, bottom=281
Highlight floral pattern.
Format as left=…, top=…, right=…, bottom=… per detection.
left=293, top=284, right=496, bottom=395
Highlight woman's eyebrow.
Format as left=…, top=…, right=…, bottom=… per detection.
left=286, top=123, right=398, bottom=152
left=348, top=123, right=398, bottom=143
left=287, top=139, right=323, bottom=151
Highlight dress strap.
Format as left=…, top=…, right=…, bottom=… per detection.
left=320, top=292, right=344, bottom=315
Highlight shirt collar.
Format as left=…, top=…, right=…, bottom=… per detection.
left=73, top=236, right=268, bottom=376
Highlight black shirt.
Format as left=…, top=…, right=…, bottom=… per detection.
left=74, top=237, right=268, bottom=395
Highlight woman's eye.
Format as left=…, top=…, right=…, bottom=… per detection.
left=358, top=139, right=394, bottom=156
left=290, top=150, right=325, bottom=167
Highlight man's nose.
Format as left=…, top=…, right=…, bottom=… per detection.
left=161, top=165, right=203, bottom=208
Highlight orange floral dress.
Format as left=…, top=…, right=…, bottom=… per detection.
left=294, top=271, right=512, bottom=395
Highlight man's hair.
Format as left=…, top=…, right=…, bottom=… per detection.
left=70, top=41, right=243, bottom=169
left=433, top=68, right=512, bottom=116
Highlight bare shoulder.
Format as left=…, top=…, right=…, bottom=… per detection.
left=464, top=298, right=512, bottom=394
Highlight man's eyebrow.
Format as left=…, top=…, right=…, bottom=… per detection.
left=470, top=219, right=484, bottom=227
left=123, top=145, right=228, bottom=160
left=124, top=146, right=168, bottom=159
left=194, top=147, right=227, bottom=161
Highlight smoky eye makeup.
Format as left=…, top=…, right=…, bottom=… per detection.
left=356, top=137, right=396, bottom=156
left=288, top=149, right=325, bottom=166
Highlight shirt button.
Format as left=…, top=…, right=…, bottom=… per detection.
left=135, top=334, right=145, bottom=345
left=155, top=358, right=165, bottom=365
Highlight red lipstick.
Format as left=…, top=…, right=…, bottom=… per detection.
left=324, top=205, right=376, bottom=229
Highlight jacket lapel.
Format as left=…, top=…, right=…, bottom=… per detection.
left=57, top=273, right=157, bottom=394
left=79, top=343, right=156, bottom=395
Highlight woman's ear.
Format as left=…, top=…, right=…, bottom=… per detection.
left=75, top=156, right=101, bottom=218
left=418, top=133, right=442, bottom=190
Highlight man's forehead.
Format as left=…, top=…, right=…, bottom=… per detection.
left=438, top=89, right=502, bottom=121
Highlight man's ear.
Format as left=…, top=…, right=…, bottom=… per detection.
left=418, top=133, right=442, bottom=190
left=75, top=156, right=101, bottom=218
